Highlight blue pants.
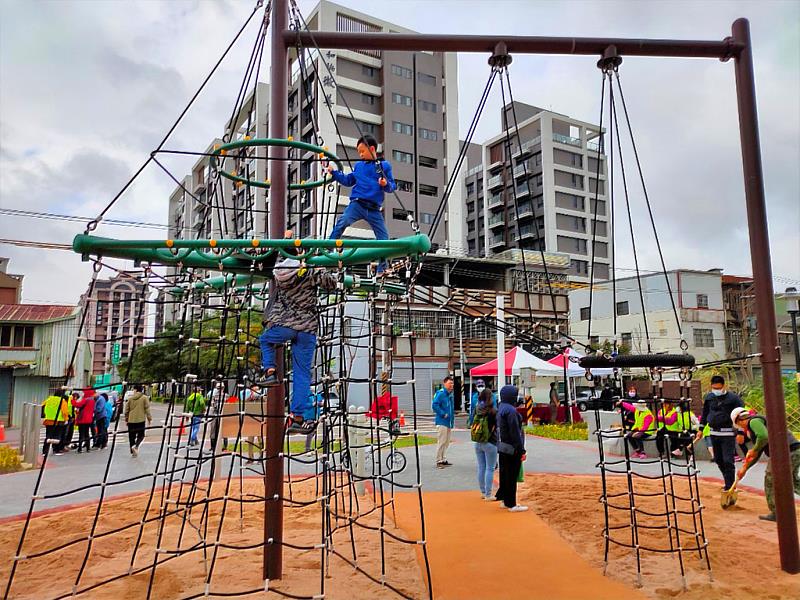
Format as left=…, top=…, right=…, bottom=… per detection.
left=259, top=325, right=315, bottom=420
left=189, top=415, right=201, bottom=444
left=474, top=442, right=498, bottom=497
left=329, top=200, right=389, bottom=272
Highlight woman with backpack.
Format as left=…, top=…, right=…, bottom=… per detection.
left=471, top=387, right=498, bottom=500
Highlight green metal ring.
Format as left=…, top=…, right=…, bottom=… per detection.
left=210, top=138, right=342, bottom=190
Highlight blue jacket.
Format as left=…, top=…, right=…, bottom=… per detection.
left=497, top=401, right=525, bottom=455
left=468, top=392, right=497, bottom=426
left=432, top=388, right=454, bottom=428
left=330, top=160, right=396, bottom=207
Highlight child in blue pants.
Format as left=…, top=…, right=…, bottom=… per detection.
left=326, top=134, right=396, bottom=273
left=258, top=238, right=338, bottom=434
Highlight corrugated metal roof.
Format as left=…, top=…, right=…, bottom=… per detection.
left=0, top=304, right=77, bottom=322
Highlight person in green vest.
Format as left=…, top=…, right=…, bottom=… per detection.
left=655, top=400, right=697, bottom=458
left=185, top=389, right=207, bottom=447
left=617, top=398, right=656, bottom=459
left=731, top=407, right=800, bottom=522
left=41, top=392, right=70, bottom=455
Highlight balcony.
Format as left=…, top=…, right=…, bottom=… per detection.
left=516, top=203, right=533, bottom=219
left=553, top=132, right=582, bottom=147
left=587, top=139, right=602, bottom=153
left=490, top=233, right=506, bottom=249
left=488, top=213, right=506, bottom=229
left=513, top=163, right=534, bottom=179
left=514, top=184, right=532, bottom=198
left=466, top=164, right=484, bottom=178
left=513, top=136, right=541, bottom=157
left=487, top=174, right=504, bottom=189
left=517, top=224, right=536, bottom=240
left=487, top=194, right=504, bottom=210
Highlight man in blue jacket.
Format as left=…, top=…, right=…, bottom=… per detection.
left=326, top=134, right=396, bottom=274
left=432, top=375, right=455, bottom=469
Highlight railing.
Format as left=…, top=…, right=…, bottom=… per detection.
left=488, top=214, right=506, bottom=228
left=553, top=132, right=582, bottom=147
left=516, top=203, right=533, bottom=219
left=487, top=174, right=504, bottom=189
left=513, top=136, right=541, bottom=156
left=466, top=164, right=484, bottom=177
left=587, top=140, right=602, bottom=153
left=517, top=225, right=536, bottom=240
left=490, top=234, right=505, bottom=247
left=487, top=194, right=504, bottom=209
left=515, top=184, right=532, bottom=198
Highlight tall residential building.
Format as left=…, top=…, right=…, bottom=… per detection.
left=84, top=273, right=148, bottom=376
left=464, top=102, right=611, bottom=281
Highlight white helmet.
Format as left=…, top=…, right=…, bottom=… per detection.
left=730, top=406, right=749, bottom=425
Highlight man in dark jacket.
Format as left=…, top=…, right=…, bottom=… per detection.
left=694, top=375, right=743, bottom=491
left=494, top=385, right=528, bottom=512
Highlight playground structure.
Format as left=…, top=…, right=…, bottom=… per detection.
left=3, top=0, right=799, bottom=598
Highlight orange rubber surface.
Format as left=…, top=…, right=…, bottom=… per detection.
left=394, top=490, right=647, bottom=600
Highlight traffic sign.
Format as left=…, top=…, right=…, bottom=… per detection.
left=111, top=343, right=121, bottom=365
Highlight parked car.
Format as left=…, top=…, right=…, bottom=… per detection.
left=575, top=390, right=618, bottom=412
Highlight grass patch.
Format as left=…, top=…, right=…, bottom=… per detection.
left=224, top=435, right=435, bottom=454
left=393, top=435, right=436, bottom=448
left=524, top=422, right=589, bottom=441
left=0, top=445, right=23, bottom=474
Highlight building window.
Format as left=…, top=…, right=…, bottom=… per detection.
left=693, top=328, right=715, bottom=348
left=466, top=182, right=475, bottom=196
left=616, top=301, right=630, bottom=316
left=419, top=127, right=438, bottom=141
left=696, top=293, right=709, bottom=309
left=393, top=208, right=412, bottom=220
left=362, top=65, right=375, bottom=77
left=358, top=121, right=376, bottom=135
left=362, top=93, right=376, bottom=105
left=0, top=324, right=34, bottom=348
left=392, top=92, right=412, bottom=107
left=621, top=332, right=633, bottom=348
left=589, top=335, right=600, bottom=347
left=580, top=307, right=591, bottom=321
left=421, top=212, right=435, bottom=224
left=392, top=121, right=413, bottom=135
left=396, top=179, right=413, bottom=193
left=418, top=155, right=438, bottom=169
left=419, top=184, right=438, bottom=197
left=391, top=64, right=412, bottom=78
left=418, top=100, right=437, bottom=113
left=392, top=150, right=414, bottom=164
left=417, top=72, right=436, bottom=86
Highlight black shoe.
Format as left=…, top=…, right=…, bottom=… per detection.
left=287, top=418, right=317, bottom=435
left=441, top=460, right=452, bottom=466
left=256, top=369, right=279, bottom=386
left=759, top=513, right=777, bottom=522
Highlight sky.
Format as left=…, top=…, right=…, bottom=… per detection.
left=0, top=0, right=798, bottom=306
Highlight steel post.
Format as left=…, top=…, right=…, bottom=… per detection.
left=732, top=17, right=800, bottom=573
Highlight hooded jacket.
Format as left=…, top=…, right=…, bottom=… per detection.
left=72, top=395, right=96, bottom=425
left=263, top=258, right=338, bottom=333
left=125, top=391, right=152, bottom=425
left=497, top=387, right=525, bottom=455
left=699, top=390, right=743, bottom=433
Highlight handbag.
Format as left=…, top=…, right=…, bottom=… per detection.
left=497, top=441, right=516, bottom=455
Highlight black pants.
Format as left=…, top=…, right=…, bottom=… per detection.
left=710, top=434, right=736, bottom=489
left=626, top=432, right=651, bottom=453
left=63, top=420, right=75, bottom=447
left=95, top=418, right=108, bottom=448
left=128, top=422, right=146, bottom=450
left=43, top=424, right=64, bottom=454
left=656, top=429, right=694, bottom=456
left=77, top=424, right=92, bottom=451
left=496, top=452, right=522, bottom=508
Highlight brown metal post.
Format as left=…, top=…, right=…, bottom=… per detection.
left=264, top=0, right=288, bottom=582
left=732, top=17, right=800, bottom=573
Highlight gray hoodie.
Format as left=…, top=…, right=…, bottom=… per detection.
left=263, top=258, right=338, bottom=333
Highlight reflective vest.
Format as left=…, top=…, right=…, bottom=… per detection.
left=665, top=408, right=693, bottom=432
left=42, top=395, right=67, bottom=425
left=633, top=408, right=656, bottom=434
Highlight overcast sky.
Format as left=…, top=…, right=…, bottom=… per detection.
left=0, top=0, right=798, bottom=306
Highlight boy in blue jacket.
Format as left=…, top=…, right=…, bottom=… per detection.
left=326, top=134, right=396, bottom=273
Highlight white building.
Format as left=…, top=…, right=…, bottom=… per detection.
left=569, top=269, right=726, bottom=362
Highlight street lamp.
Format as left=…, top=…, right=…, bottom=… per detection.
left=785, top=287, right=800, bottom=398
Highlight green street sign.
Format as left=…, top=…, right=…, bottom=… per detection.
left=111, top=343, right=121, bottom=365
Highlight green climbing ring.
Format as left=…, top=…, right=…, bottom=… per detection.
left=210, top=137, right=342, bottom=191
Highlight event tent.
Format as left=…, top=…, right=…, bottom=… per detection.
left=470, top=347, right=564, bottom=377
left=547, top=348, right=614, bottom=377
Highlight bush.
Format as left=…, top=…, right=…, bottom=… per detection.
left=741, top=376, right=800, bottom=434
left=524, top=422, right=589, bottom=441
left=0, top=445, right=23, bottom=473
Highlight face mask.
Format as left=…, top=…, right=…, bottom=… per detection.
left=711, top=388, right=725, bottom=397
left=628, top=392, right=636, bottom=398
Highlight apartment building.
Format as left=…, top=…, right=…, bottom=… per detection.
left=83, top=272, right=148, bottom=377
left=464, top=102, right=611, bottom=281
left=569, top=269, right=726, bottom=362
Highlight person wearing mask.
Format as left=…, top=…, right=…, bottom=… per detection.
left=548, top=381, right=560, bottom=424
left=432, top=376, right=455, bottom=469
left=617, top=397, right=656, bottom=459
left=694, top=375, right=743, bottom=492
left=125, top=384, right=152, bottom=457
left=41, top=392, right=69, bottom=455
left=494, top=385, right=528, bottom=512
left=731, top=407, right=800, bottom=522
left=72, top=391, right=96, bottom=453
left=471, top=387, right=498, bottom=500
left=93, top=393, right=108, bottom=449
left=468, top=379, right=496, bottom=427
left=620, top=386, right=638, bottom=430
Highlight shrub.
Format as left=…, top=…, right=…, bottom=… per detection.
left=524, top=423, right=589, bottom=441
left=0, top=445, right=23, bottom=473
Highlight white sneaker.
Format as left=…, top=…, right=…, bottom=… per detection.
left=484, top=495, right=495, bottom=501
left=508, top=505, right=529, bottom=513
left=131, top=446, right=139, bottom=458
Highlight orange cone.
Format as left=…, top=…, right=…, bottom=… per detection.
left=178, top=417, right=186, bottom=437
left=399, top=411, right=406, bottom=427
left=0, top=421, right=5, bottom=442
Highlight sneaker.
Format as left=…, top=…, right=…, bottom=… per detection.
left=287, top=418, right=317, bottom=435
left=441, top=460, right=453, bottom=466
left=509, top=505, right=529, bottom=513
left=256, top=369, right=279, bottom=386
left=759, top=513, right=777, bottom=522
left=436, top=462, right=446, bottom=469
left=671, top=449, right=684, bottom=457
left=131, top=446, right=139, bottom=458
left=734, top=455, right=743, bottom=463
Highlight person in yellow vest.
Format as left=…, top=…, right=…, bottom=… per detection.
left=41, top=392, right=70, bottom=455
left=655, top=400, right=697, bottom=458
left=617, top=398, right=656, bottom=459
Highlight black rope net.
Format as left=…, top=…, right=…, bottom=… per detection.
left=3, top=259, right=433, bottom=600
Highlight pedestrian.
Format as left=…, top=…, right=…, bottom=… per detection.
left=63, top=391, right=77, bottom=450
left=494, top=385, right=528, bottom=512
left=731, top=407, right=800, bottom=522
left=694, top=375, right=743, bottom=492
left=326, top=134, right=396, bottom=274
left=655, top=400, right=696, bottom=458
left=93, top=393, right=108, bottom=449
left=185, top=389, right=207, bottom=446
left=40, top=392, right=69, bottom=455
left=125, top=384, right=152, bottom=457
left=432, top=375, right=455, bottom=469
left=103, top=392, right=114, bottom=446
left=471, top=387, right=498, bottom=500
left=72, top=391, right=96, bottom=453
left=548, top=381, right=559, bottom=424
left=620, top=386, right=638, bottom=430
left=468, top=379, right=496, bottom=427
left=107, top=389, right=120, bottom=422
left=617, top=398, right=656, bottom=459
left=257, top=231, right=338, bottom=434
